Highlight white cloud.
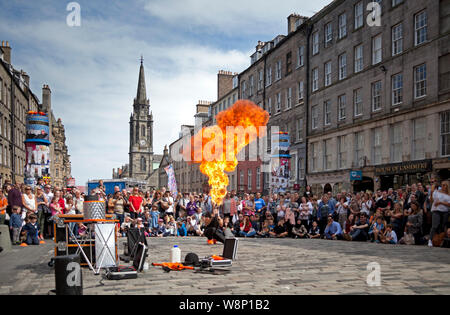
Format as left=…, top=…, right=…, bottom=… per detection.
left=143, top=0, right=333, bottom=35
left=0, top=16, right=248, bottom=185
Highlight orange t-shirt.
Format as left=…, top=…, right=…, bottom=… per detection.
left=0, top=197, right=8, bottom=215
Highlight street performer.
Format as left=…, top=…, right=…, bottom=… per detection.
left=203, top=209, right=234, bottom=244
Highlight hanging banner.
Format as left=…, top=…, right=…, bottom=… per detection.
left=24, top=112, right=51, bottom=188
left=270, top=132, right=291, bottom=194
left=164, top=164, right=178, bottom=198
left=24, top=143, right=51, bottom=179
left=25, top=113, right=50, bottom=144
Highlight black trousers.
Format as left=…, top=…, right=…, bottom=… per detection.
left=204, top=227, right=225, bottom=244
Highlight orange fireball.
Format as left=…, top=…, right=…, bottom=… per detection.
left=189, top=100, right=269, bottom=205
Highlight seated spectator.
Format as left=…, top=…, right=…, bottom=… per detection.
left=250, top=215, right=261, bottom=234
left=121, top=215, right=132, bottom=237
left=232, top=213, right=244, bottom=236
left=298, top=197, right=313, bottom=230
left=239, top=216, right=256, bottom=238
left=343, top=213, right=370, bottom=242
left=390, top=202, right=404, bottom=240
left=324, top=215, right=343, bottom=240
left=369, top=216, right=385, bottom=243
left=344, top=213, right=355, bottom=235
left=186, top=216, right=202, bottom=236
left=257, top=221, right=270, bottom=238
left=308, top=221, right=321, bottom=239
left=380, top=224, right=398, bottom=245
left=270, top=218, right=288, bottom=238
left=166, top=216, right=177, bottom=236
left=22, top=214, right=40, bottom=245
left=177, top=221, right=187, bottom=237
left=440, top=227, right=450, bottom=248
left=292, top=219, right=308, bottom=239
left=276, top=205, right=286, bottom=222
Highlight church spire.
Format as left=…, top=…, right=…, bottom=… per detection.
left=136, top=55, right=147, bottom=104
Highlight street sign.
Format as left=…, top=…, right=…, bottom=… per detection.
left=350, top=171, right=363, bottom=181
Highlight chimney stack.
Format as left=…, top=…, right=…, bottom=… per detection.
left=42, top=84, right=52, bottom=114
left=287, top=14, right=307, bottom=34
left=1, top=41, right=11, bottom=64
left=21, top=70, right=30, bottom=87
left=217, top=70, right=234, bottom=100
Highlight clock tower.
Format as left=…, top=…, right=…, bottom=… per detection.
left=129, top=57, right=154, bottom=181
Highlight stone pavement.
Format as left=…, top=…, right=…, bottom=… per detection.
left=0, top=237, right=449, bottom=295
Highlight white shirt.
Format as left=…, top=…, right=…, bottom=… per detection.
left=44, top=191, right=54, bottom=206
left=23, top=194, right=36, bottom=212
left=165, top=196, right=174, bottom=214
left=432, top=190, right=450, bottom=213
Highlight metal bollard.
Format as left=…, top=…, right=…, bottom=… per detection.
left=53, top=254, right=83, bottom=295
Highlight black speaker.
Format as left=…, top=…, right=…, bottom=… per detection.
left=127, top=228, right=147, bottom=259
left=54, top=254, right=83, bottom=295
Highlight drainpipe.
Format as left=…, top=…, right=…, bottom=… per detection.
left=304, top=23, right=313, bottom=189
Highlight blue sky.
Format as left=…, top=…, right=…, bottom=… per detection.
left=0, top=0, right=331, bottom=186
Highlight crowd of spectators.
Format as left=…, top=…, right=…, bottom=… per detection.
left=1, top=178, right=449, bottom=249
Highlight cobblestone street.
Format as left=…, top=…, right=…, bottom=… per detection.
left=1, top=237, right=449, bottom=295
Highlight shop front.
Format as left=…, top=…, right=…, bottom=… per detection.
left=306, top=172, right=351, bottom=196
left=374, top=160, right=433, bottom=191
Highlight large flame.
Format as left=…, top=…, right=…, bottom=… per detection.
left=188, top=100, right=269, bottom=205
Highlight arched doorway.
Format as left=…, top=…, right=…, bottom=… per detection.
left=353, top=177, right=374, bottom=193
left=438, top=169, right=450, bottom=182
left=324, top=183, right=332, bottom=194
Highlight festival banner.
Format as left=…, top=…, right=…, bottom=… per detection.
left=270, top=132, right=291, bottom=194
left=165, top=164, right=178, bottom=198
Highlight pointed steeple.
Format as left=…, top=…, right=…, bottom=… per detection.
left=136, top=55, right=148, bottom=104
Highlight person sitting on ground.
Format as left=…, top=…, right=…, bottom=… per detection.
left=324, top=215, right=343, bottom=240
left=165, top=216, right=177, bottom=237
left=120, top=215, right=132, bottom=237
left=270, top=218, right=289, bottom=238
left=344, top=213, right=355, bottom=235
left=257, top=221, right=270, bottom=238
left=440, top=227, right=450, bottom=248
left=250, top=214, right=261, bottom=234
left=156, top=219, right=169, bottom=237
left=292, top=219, right=309, bottom=239
left=308, top=220, right=321, bottom=239
left=22, top=214, right=40, bottom=245
left=186, top=216, right=202, bottom=236
left=343, top=213, right=370, bottom=242
left=239, top=216, right=256, bottom=238
left=380, top=224, right=398, bottom=245
left=369, top=216, right=385, bottom=243
left=177, top=221, right=187, bottom=237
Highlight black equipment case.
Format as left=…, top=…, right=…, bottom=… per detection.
left=105, top=242, right=148, bottom=280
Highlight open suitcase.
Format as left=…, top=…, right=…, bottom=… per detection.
left=105, top=242, right=148, bottom=280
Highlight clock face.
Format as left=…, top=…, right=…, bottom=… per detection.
left=140, top=140, right=146, bottom=146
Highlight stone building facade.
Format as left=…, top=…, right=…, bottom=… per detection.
left=306, top=0, right=450, bottom=195
left=208, top=71, right=239, bottom=193
left=238, top=14, right=309, bottom=194
left=0, top=41, right=71, bottom=187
